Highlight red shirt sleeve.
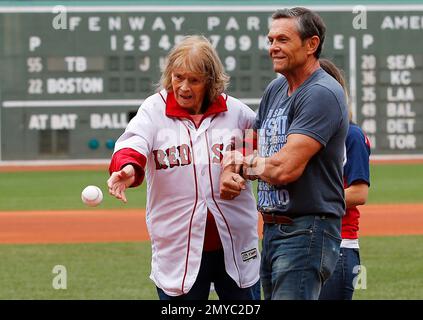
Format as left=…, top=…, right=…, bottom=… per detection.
left=241, top=129, right=257, bottom=156
left=231, top=129, right=257, bottom=156
left=109, top=148, right=147, bottom=187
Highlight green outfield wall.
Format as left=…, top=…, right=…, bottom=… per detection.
left=1, top=1, right=422, bottom=160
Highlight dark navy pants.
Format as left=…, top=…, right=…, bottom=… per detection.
left=319, top=247, right=361, bottom=300
left=156, top=249, right=258, bottom=300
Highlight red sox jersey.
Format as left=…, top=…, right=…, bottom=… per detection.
left=110, top=89, right=260, bottom=296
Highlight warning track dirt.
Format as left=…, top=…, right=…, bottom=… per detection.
left=0, top=204, right=422, bottom=244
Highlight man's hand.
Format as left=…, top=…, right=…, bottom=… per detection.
left=107, top=164, right=136, bottom=203
left=242, top=151, right=264, bottom=181
left=221, top=150, right=244, bottom=173
left=220, top=169, right=246, bottom=200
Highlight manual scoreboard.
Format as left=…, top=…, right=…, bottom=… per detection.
left=1, top=4, right=422, bottom=160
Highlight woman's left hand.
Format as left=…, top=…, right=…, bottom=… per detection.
left=220, top=170, right=246, bottom=200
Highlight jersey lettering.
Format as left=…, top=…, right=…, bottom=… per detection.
left=153, top=143, right=192, bottom=170
left=153, top=149, right=169, bottom=170
left=211, top=143, right=224, bottom=164
left=178, top=144, right=191, bottom=165
left=166, top=146, right=180, bottom=168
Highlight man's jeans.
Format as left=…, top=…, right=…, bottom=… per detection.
left=319, top=247, right=361, bottom=300
left=260, top=215, right=341, bottom=300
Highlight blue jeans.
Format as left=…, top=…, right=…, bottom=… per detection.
left=260, top=215, right=341, bottom=300
left=319, top=247, right=361, bottom=300
left=251, top=279, right=262, bottom=300
left=156, top=250, right=257, bottom=300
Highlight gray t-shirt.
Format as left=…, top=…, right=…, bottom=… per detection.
left=254, top=68, right=348, bottom=217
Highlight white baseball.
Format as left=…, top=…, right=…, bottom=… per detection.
left=81, top=185, right=103, bottom=207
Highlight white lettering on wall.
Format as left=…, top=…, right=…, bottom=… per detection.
left=29, top=114, right=48, bottom=130
left=90, top=113, right=128, bottom=129
left=51, top=114, right=78, bottom=130
left=386, top=103, right=415, bottom=117
left=381, top=16, right=423, bottom=30
left=47, top=78, right=103, bottom=94
left=28, top=114, right=78, bottom=130
left=387, top=55, right=416, bottom=70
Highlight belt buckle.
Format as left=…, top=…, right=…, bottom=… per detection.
left=260, top=207, right=280, bottom=224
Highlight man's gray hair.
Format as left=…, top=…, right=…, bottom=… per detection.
left=272, top=7, right=326, bottom=59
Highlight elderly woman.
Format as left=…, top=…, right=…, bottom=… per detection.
left=107, top=35, right=259, bottom=300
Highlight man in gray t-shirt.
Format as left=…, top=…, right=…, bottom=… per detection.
left=220, top=8, right=348, bottom=300
left=255, top=68, right=347, bottom=217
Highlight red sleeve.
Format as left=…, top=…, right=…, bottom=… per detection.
left=227, top=129, right=258, bottom=156
left=108, top=148, right=147, bottom=187
left=241, top=129, right=257, bottom=156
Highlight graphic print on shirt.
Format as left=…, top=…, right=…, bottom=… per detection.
left=257, top=105, right=290, bottom=211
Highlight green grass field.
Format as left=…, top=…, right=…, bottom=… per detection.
left=0, top=164, right=422, bottom=211
left=0, top=163, right=422, bottom=299
left=0, top=236, right=421, bottom=299
left=0, top=170, right=145, bottom=211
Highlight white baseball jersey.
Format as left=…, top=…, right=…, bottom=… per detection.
left=113, top=89, right=260, bottom=296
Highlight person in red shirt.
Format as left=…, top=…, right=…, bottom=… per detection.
left=319, top=58, right=371, bottom=300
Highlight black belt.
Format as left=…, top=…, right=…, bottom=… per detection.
left=260, top=212, right=293, bottom=225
